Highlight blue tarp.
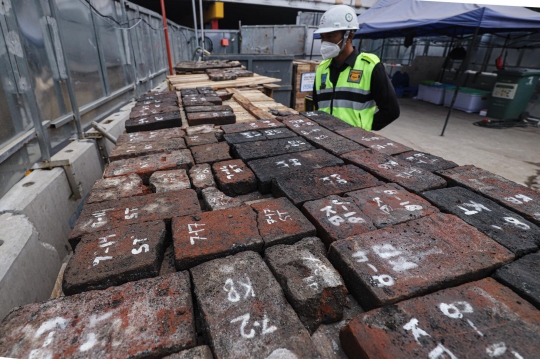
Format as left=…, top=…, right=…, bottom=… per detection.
left=354, top=0, right=540, bottom=39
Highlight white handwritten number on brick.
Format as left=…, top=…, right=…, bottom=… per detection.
left=230, top=313, right=277, bottom=339
left=223, top=277, right=255, bottom=302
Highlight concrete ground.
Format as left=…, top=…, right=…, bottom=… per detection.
left=377, top=98, right=540, bottom=189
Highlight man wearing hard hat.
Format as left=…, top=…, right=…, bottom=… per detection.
left=313, top=5, right=400, bottom=131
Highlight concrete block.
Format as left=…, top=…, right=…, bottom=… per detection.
left=251, top=197, right=316, bottom=248
left=394, top=151, right=458, bottom=172
left=0, top=272, right=196, bottom=358
left=341, top=148, right=447, bottom=193
left=423, top=187, right=540, bottom=256
left=190, top=251, right=321, bottom=359
left=62, top=221, right=166, bottom=295
left=173, top=206, right=263, bottom=270
left=150, top=170, right=191, bottom=193
left=190, top=142, right=232, bottom=165
left=346, top=183, right=439, bottom=228
left=328, top=213, right=514, bottom=310
left=336, top=127, right=413, bottom=155
left=493, top=252, right=540, bottom=309
left=233, top=138, right=315, bottom=162
left=340, top=278, right=540, bottom=359
left=221, top=119, right=285, bottom=134
left=265, top=237, right=348, bottom=333
left=247, top=149, right=344, bottom=194
left=301, top=195, right=375, bottom=247
left=301, top=111, right=352, bottom=131
left=0, top=213, right=61, bottom=321
left=437, top=165, right=540, bottom=225
left=212, top=159, right=257, bottom=196
left=272, top=165, right=381, bottom=207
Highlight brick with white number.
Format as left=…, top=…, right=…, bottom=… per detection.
left=116, top=128, right=185, bottom=145
left=188, top=164, right=216, bottom=194
left=109, top=138, right=187, bottom=162
left=394, top=151, right=457, bottom=172
left=87, top=174, right=151, bottom=204
left=328, top=213, right=514, bottom=310
left=221, top=119, right=285, bottom=134
left=336, top=127, right=413, bottom=155
left=301, top=111, right=352, bottom=131
left=149, top=169, right=191, bottom=193
left=63, top=221, right=166, bottom=295
left=212, top=159, right=257, bottom=196
left=302, top=195, right=375, bottom=246
left=185, top=132, right=218, bottom=147
left=297, top=126, right=364, bottom=156
left=190, top=251, right=321, bottom=359
left=232, top=138, right=315, bottom=162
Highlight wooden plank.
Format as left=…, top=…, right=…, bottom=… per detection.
left=169, top=73, right=281, bottom=91
left=227, top=88, right=275, bottom=120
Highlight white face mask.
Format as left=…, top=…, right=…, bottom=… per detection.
left=320, top=39, right=343, bottom=60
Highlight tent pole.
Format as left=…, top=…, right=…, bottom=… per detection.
left=441, top=27, right=480, bottom=136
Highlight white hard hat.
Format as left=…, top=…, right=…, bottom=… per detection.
left=315, top=5, right=359, bottom=34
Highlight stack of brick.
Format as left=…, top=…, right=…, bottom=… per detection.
left=125, top=91, right=182, bottom=133
left=2, top=96, right=540, bottom=359
left=181, top=87, right=236, bottom=126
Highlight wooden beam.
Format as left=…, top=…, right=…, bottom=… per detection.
left=227, top=88, right=275, bottom=120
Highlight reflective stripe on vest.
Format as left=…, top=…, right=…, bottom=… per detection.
left=315, top=53, right=380, bottom=130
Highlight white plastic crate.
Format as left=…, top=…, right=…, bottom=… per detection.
left=444, top=88, right=491, bottom=113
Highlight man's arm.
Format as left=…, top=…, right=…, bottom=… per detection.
left=370, top=63, right=400, bottom=131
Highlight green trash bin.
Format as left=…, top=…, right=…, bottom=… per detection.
left=487, top=69, right=540, bottom=120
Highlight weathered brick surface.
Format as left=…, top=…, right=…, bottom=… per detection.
left=130, top=105, right=180, bottom=120
left=346, top=183, right=439, bottom=228
left=160, top=244, right=177, bottom=277
left=251, top=197, right=316, bottom=247
left=181, top=88, right=198, bottom=97
left=261, top=128, right=297, bottom=140
left=424, top=187, right=540, bottom=256
left=233, top=138, right=315, bottom=162
left=109, top=138, right=187, bottom=162
left=0, top=272, right=196, bottom=359
left=188, top=164, right=216, bottom=194
left=185, top=133, right=218, bottom=147
left=186, top=124, right=216, bottom=136
left=139, top=91, right=178, bottom=101
left=184, top=105, right=232, bottom=113
left=190, top=251, right=321, bottom=359
left=87, top=174, right=151, bottom=204
left=282, top=116, right=319, bottom=131
left=212, top=159, right=257, bottom=196
left=265, top=237, right=348, bottom=333
left=272, top=165, right=381, bottom=207
left=63, top=221, right=166, bottom=295
left=301, top=111, right=352, bottom=131
left=437, top=165, right=540, bottom=225
left=301, top=195, right=375, bottom=246
left=173, top=206, right=263, bottom=270
left=223, top=130, right=265, bottom=144
left=336, top=127, right=413, bottom=155
left=394, top=151, right=458, bottom=172
left=190, top=142, right=232, bottom=164
left=247, top=149, right=344, bottom=193
left=104, top=150, right=194, bottom=184
left=328, top=213, right=514, bottom=310
left=311, top=295, right=363, bottom=359
left=221, top=119, right=284, bottom=134
left=235, top=191, right=273, bottom=205
left=341, top=148, right=447, bottom=193
left=493, top=252, right=540, bottom=309
left=183, top=96, right=222, bottom=106
left=135, top=98, right=177, bottom=107
left=70, top=190, right=200, bottom=249
left=340, top=278, right=540, bottom=359
left=164, top=345, right=214, bottom=359
left=201, top=187, right=243, bottom=211
left=132, top=102, right=178, bottom=113
left=125, top=111, right=182, bottom=133
left=116, top=128, right=185, bottom=145
left=296, top=126, right=363, bottom=156
left=186, top=111, right=236, bottom=126
left=149, top=169, right=191, bottom=193
left=197, top=87, right=215, bottom=94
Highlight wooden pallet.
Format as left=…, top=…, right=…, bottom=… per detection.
left=168, top=73, right=281, bottom=91
left=292, top=60, right=321, bottom=112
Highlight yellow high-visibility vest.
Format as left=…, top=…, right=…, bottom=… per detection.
left=315, top=52, right=380, bottom=130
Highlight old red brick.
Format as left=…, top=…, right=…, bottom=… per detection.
left=394, top=151, right=458, bottom=172
left=328, top=213, right=514, bottom=310
left=109, top=138, right=186, bottom=162
left=69, top=189, right=200, bottom=249
left=233, top=138, right=315, bottom=162
left=301, top=195, right=376, bottom=247
left=340, top=278, right=540, bottom=359
left=190, top=142, right=232, bottom=164
left=116, top=128, right=185, bottom=145
left=125, top=111, right=182, bottom=133
left=186, top=111, right=236, bottom=126
left=0, top=272, right=196, bottom=359
left=301, top=111, right=352, bottom=131
left=149, top=169, right=191, bottom=193
left=63, top=221, right=166, bottom=295
left=272, top=165, right=381, bottom=207
left=341, top=148, right=447, bottom=193
left=265, top=237, right=348, bottom=333
left=130, top=105, right=180, bottom=120
left=188, top=164, right=216, bottom=194
left=251, top=197, right=316, bottom=247
left=132, top=102, right=178, bottom=113
left=139, top=91, right=178, bottom=101
left=181, top=88, right=198, bottom=97
left=186, top=124, right=216, bottom=136
left=437, top=165, right=540, bottom=225
left=212, top=159, right=257, bottom=196
left=135, top=98, right=177, bottom=107
left=184, top=105, right=231, bottom=114
left=173, top=206, right=263, bottom=270
left=221, top=119, right=285, bottom=134
left=163, top=345, right=214, bottom=359
left=87, top=174, right=151, bottom=204
left=346, top=183, right=439, bottom=228
left=190, top=251, right=321, bottom=359
left=295, top=126, right=363, bottom=156
left=104, top=150, right=194, bottom=184
left=282, top=116, right=319, bottom=131
left=201, top=187, right=243, bottom=211
left=185, top=133, right=218, bottom=147
left=183, top=96, right=222, bottom=106
left=336, top=127, right=413, bottom=155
